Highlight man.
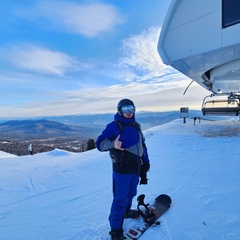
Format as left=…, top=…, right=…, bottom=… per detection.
left=28, top=144, right=33, bottom=155
left=96, top=99, right=150, bottom=240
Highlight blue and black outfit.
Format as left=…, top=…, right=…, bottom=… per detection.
left=96, top=105, right=150, bottom=238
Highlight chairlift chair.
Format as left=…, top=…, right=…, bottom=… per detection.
left=202, top=94, right=240, bottom=116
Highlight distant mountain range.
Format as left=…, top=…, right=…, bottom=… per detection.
left=0, top=119, right=100, bottom=140
left=0, top=110, right=204, bottom=140
left=44, top=110, right=205, bottom=129
left=0, top=110, right=207, bottom=156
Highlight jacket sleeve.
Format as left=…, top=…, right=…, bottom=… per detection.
left=142, top=134, right=150, bottom=163
left=142, top=146, right=150, bottom=163
left=95, top=122, right=118, bottom=152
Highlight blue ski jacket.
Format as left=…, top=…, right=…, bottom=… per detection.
left=96, top=113, right=149, bottom=174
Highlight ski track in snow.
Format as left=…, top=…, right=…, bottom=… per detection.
left=0, top=184, right=77, bottom=208
left=173, top=167, right=201, bottom=193
left=29, top=176, right=36, bottom=191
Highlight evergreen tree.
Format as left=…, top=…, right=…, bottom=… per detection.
left=86, top=139, right=96, bottom=151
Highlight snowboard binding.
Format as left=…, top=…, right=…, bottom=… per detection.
left=137, top=194, right=157, bottom=225
left=123, top=194, right=171, bottom=239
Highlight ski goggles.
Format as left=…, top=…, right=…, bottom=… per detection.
left=121, top=105, right=135, bottom=114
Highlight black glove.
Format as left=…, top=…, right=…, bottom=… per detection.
left=139, top=162, right=150, bottom=185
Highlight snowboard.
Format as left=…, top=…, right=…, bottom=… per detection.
left=123, top=194, right=172, bottom=240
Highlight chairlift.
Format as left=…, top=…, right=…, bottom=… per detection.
left=202, top=93, right=240, bottom=116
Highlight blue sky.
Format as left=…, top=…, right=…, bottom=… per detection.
left=0, top=0, right=209, bottom=118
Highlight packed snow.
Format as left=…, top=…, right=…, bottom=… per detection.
left=0, top=118, right=240, bottom=240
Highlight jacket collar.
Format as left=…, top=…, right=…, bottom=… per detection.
left=114, top=113, right=135, bottom=125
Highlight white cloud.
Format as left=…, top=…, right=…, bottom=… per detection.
left=2, top=44, right=81, bottom=75
left=119, top=26, right=173, bottom=80
left=0, top=21, right=210, bottom=118
left=0, top=72, right=210, bottom=118
left=97, top=26, right=187, bottom=92
left=17, top=1, right=126, bottom=38
left=16, top=82, right=209, bottom=117
left=93, top=26, right=181, bottom=85
left=57, top=79, right=209, bottom=110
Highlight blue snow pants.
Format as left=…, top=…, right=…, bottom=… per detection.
left=109, top=171, right=140, bottom=230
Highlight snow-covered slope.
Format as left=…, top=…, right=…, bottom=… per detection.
left=0, top=150, right=16, bottom=158
left=0, top=119, right=240, bottom=240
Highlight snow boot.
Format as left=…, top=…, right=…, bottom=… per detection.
left=124, top=209, right=140, bottom=219
left=109, top=228, right=124, bottom=240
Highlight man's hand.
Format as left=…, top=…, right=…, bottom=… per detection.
left=139, top=162, right=150, bottom=185
left=114, top=135, right=124, bottom=150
